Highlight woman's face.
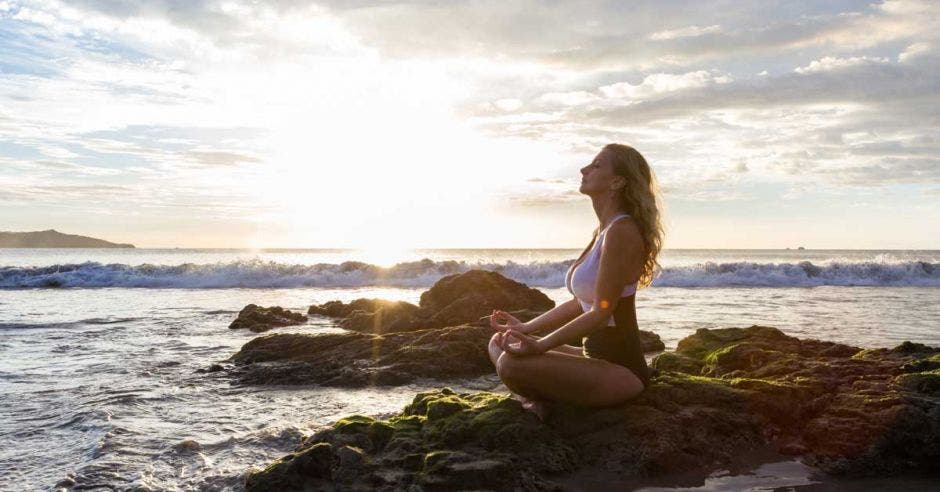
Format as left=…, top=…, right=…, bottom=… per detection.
left=578, top=149, right=619, bottom=195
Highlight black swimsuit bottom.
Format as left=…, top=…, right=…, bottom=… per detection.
left=582, top=322, right=651, bottom=389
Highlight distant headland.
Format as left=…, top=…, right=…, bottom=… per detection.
left=0, top=229, right=135, bottom=248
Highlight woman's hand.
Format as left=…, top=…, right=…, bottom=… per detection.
left=497, top=329, right=546, bottom=356
left=490, top=309, right=526, bottom=333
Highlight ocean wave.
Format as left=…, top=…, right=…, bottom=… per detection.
left=0, top=259, right=937, bottom=289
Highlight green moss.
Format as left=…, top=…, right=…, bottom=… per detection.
left=244, top=443, right=334, bottom=492
left=426, top=395, right=470, bottom=420
left=389, top=414, right=426, bottom=430
left=895, top=369, right=940, bottom=395
left=704, top=343, right=741, bottom=366
left=851, top=348, right=882, bottom=360
left=334, top=414, right=376, bottom=434
left=423, top=450, right=456, bottom=469
left=405, top=387, right=458, bottom=416
left=901, top=353, right=940, bottom=373
left=651, top=351, right=704, bottom=374
left=893, top=341, right=933, bottom=353
left=368, top=421, right=395, bottom=450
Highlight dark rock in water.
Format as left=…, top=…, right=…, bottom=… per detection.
left=228, top=325, right=493, bottom=386
left=417, top=269, right=554, bottom=328
left=308, top=298, right=427, bottom=334
left=638, top=330, right=665, bottom=352
left=229, top=304, right=307, bottom=333
left=307, top=269, right=555, bottom=335
left=245, top=326, right=940, bottom=490
left=195, top=363, right=225, bottom=374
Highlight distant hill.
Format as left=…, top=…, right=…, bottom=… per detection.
left=0, top=230, right=135, bottom=248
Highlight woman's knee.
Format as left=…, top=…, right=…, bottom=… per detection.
left=488, top=332, right=501, bottom=348
left=488, top=333, right=503, bottom=361
left=495, top=351, right=525, bottom=380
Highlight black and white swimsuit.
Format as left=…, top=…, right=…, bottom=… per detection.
left=564, top=213, right=652, bottom=388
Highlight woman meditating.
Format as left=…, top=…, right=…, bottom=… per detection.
left=488, top=143, right=664, bottom=418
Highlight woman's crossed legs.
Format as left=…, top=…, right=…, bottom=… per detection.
left=487, top=333, right=645, bottom=410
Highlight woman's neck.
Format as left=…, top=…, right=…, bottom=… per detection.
left=590, top=197, right=630, bottom=231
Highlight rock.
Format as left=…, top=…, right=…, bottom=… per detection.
left=229, top=304, right=307, bottom=333
left=245, top=326, right=940, bottom=490
left=175, top=439, right=201, bottom=451
left=195, top=363, right=225, bottom=374
left=638, top=330, right=665, bottom=352
left=309, top=298, right=426, bottom=335
left=245, top=389, right=573, bottom=491
left=227, top=324, right=493, bottom=386
left=307, top=269, right=555, bottom=335
left=653, top=325, right=940, bottom=475
left=245, top=442, right=335, bottom=491
left=417, top=269, right=554, bottom=328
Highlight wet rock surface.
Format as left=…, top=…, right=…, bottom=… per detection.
left=228, top=325, right=493, bottom=386
left=244, top=326, right=940, bottom=491
left=228, top=304, right=308, bottom=333
left=307, top=269, right=555, bottom=335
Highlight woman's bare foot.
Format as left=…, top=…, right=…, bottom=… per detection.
left=521, top=398, right=549, bottom=422
left=505, top=391, right=549, bottom=422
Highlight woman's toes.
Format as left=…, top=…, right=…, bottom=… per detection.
left=521, top=400, right=548, bottom=422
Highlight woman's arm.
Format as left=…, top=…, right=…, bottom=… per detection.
left=521, top=297, right=585, bottom=334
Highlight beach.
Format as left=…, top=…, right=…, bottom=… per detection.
left=1, top=248, right=939, bottom=490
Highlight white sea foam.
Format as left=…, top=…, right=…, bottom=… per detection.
left=1, top=258, right=937, bottom=288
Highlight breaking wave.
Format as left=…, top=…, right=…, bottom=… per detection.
left=1, top=258, right=938, bottom=289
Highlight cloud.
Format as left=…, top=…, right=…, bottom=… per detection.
left=185, top=150, right=261, bottom=167
left=649, top=24, right=722, bottom=41
left=899, top=42, right=931, bottom=62
left=794, top=56, right=889, bottom=74
left=500, top=189, right=583, bottom=208
left=598, top=70, right=732, bottom=100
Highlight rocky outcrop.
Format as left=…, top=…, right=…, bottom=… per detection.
left=307, top=269, right=554, bottom=334
left=229, top=304, right=308, bottom=333
left=307, top=298, right=430, bottom=335
left=228, top=325, right=493, bottom=386
left=244, top=326, right=940, bottom=490
left=416, top=269, right=554, bottom=328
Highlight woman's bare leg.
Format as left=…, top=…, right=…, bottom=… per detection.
left=488, top=334, right=584, bottom=418
left=495, top=350, right=644, bottom=408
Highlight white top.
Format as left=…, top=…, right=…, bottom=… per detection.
left=564, top=213, right=638, bottom=326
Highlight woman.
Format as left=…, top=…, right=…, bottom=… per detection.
left=487, top=143, right=664, bottom=419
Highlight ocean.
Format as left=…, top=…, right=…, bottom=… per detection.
left=1, top=248, right=939, bottom=490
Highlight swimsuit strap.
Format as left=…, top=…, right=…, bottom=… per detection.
left=600, top=213, right=632, bottom=236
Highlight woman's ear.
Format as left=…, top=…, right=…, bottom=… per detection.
left=611, top=175, right=627, bottom=191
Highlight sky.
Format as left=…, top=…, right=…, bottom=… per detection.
left=0, top=0, right=938, bottom=249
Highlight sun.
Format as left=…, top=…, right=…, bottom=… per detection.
left=351, top=245, right=420, bottom=268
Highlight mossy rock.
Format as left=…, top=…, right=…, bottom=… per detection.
left=895, top=369, right=940, bottom=395
left=246, top=328, right=940, bottom=490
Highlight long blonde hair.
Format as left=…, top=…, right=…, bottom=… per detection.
left=570, top=144, right=665, bottom=289
left=604, top=143, right=664, bottom=288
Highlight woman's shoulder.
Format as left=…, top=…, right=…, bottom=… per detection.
left=603, top=218, right=644, bottom=253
